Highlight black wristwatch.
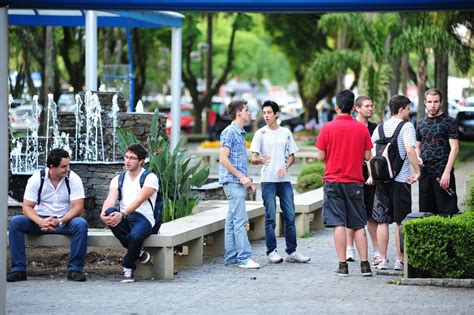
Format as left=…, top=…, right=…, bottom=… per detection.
left=121, top=212, right=128, bottom=220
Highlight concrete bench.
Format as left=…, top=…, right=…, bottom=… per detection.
left=17, top=202, right=266, bottom=280
left=275, top=187, right=324, bottom=237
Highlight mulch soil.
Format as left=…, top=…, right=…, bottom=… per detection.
left=7, top=246, right=127, bottom=277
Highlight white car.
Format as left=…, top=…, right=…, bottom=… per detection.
left=10, top=105, right=42, bottom=132
left=457, top=96, right=474, bottom=138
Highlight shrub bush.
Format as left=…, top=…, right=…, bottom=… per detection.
left=296, top=162, right=324, bottom=193
left=404, top=210, right=474, bottom=278
left=465, top=172, right=474, bottom=211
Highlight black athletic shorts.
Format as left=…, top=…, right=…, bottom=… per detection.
left=372, top=181, right=411, bottom=224
left=323, top=181, right=367, bottom=229
left=419, top=169, right=459, bottom=216
left=364, top=184, right=376, bottom=221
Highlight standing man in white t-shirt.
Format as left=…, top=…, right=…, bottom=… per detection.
left=8, top=148, right=88, bottom=282
left=250, top=100, right=310, bottom=264
left=370, top=95, right=420, bottom=271
left=101, top=143, right=159, bottom=283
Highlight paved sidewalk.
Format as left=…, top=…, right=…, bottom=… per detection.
left=6, top=223, right=473, bottom=314
left=7, top=152, right=473, bottom=314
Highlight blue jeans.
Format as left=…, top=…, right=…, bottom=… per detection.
left=223, top=183, right=252, bottom=265
left=9, top=215, right=88, bottom=272
left=110, top=212, right=152, bottom=269
left=262, top=182, right=297, bottom=255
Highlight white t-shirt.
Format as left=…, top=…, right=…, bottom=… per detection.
left=23, top=169, right=85, bottom=217
left=110, top=169, right=159, bottom=226
left=249, top=126, right=299, bottom=182
left=371, top=118, right=416, bottom=183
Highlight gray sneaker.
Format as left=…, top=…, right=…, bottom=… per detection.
left=267, top=250, right=284, bottom=263
left=394, top=260, right=404, bottom=271
left=286, top=251, right=310, bottom=263
left=373, top=258, right=389, bottom=270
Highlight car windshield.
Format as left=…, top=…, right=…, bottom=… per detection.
left=465, top=100, right=474, bottom=107
left=15, top=109, right=32, bottom=116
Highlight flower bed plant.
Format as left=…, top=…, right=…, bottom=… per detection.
left=296, top=162, right=324, bottom=193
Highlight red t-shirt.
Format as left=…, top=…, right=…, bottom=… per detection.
left=315, top=115, right=373, bottom=183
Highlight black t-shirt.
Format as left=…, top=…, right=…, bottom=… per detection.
left=416, top=113, right=459, bottom=177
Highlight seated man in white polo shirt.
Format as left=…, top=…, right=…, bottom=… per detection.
left=8, top=148, right=88, bottom=282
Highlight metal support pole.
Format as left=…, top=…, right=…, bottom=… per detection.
left=0, top=7, right=8, bottom=315
left=85, top=11, right=98, bottom=91
left=170, top=27, right=182, bottom=150
left=125, top=25, right=135, bottom=112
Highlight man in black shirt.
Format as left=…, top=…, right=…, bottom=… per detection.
left=416, top=89, right=459, bottom=216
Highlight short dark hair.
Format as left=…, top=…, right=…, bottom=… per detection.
left=262, top=100, right=280, bottom=114
left=424, top=88, right=443, bottom=102
left=336, top=90, right=355, bottom=114
left=227, top=100, right=247, bottom=120
left=355, top=95, right=372, bottom=108
left=389, top=95, right=411, bottom=115
left=46, top=148, right=70, bottom=168
left=126, top=143, right=147, bottom=161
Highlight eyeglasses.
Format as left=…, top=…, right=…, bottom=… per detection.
left=124, top=155, right=139, bottom=161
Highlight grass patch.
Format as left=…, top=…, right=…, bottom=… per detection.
left=457, top=140, right=474, bottom=165
left=301, top=231, right=313, bottom=238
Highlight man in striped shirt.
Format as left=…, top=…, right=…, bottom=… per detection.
left=370, top=95, right=420, bottom=272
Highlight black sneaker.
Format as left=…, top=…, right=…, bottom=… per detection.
left=7, top=271, right=27, bottom=282
left=138, top=249, right=151, bottom=264
left=121, top=268, right=135, bottom=283
left=67, top=271, right=87, bottom=282
left=335, top=262, right=349, bottom=277
left=360, top=261, right=373, bottom=276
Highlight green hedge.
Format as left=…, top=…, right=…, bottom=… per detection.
left=404, top=210, right=474, bottom=278
left=466, top=172, right=474, bottom=211
left=296, top=162, right=324, bottom=193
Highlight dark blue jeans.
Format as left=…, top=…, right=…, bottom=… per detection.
left=110, top=212, right=152, bottom=269
left=9, top=215, right=88, bottom=272
left=262, top=182, right=297, bottom=255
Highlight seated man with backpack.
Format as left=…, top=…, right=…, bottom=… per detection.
left=101, top=143, right=160, bottom=283
left=8, top=148, right=88, bottom=282
left=368, top=95, right=420, bottom=272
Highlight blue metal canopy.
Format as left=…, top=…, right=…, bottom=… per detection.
left=3, top=0, right=474, bottom=12
left=8, top=9, right=183, bottom=28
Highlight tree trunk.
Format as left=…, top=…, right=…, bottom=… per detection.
left=390, top=56, right=401, bottom=97
left=205, top=13, right=213, bottom=97
left=336, top=27, right=347, bottom=91
left=416, top=51, right=427, bottom=122
left=434, top=49, right=449, bottom=115
left=400, top=53, right=409, bottom=96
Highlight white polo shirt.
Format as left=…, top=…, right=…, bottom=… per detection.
left=23, top=168, right=85, bottom=217
left=110, top=169, right=159, bottom=226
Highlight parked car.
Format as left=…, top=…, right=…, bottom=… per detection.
left=10, top=104, right=43, bottom=132
left=58, top=93, right=76, bottom=112
left=457, top=96, right=474, bottom=139
left=166, top=104, right=195, bottom=134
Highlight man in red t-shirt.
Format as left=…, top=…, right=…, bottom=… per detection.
left=316, top=90, right=373, bottom=277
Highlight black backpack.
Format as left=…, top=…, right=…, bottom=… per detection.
left=368, top=121, right=407, bottom=182
left=37, top=168, right=70, bottom=205
left=117, top=169, right=163, bottom=234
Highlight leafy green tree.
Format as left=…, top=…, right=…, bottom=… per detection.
left=264, top=14, right=330, bottom=121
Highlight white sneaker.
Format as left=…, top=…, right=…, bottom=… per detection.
left=394, top=260, right=404, bottom=271
left=238, top=258, right=260, bottom=269
left=286, top=251, right=311, bottom=263
left=121, top=268, right=135, bottom=283
left=267, top=250, right=284, bottom=263
left=373, top=258, right=388, bottom=270
left=371, top=249, right=380, bottom=262
left=346, top=246, right=355, bottom=262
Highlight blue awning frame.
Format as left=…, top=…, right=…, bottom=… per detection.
left=7, top=9, right=183, bottom=111
left=3, top=0, right=474, bottom=12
